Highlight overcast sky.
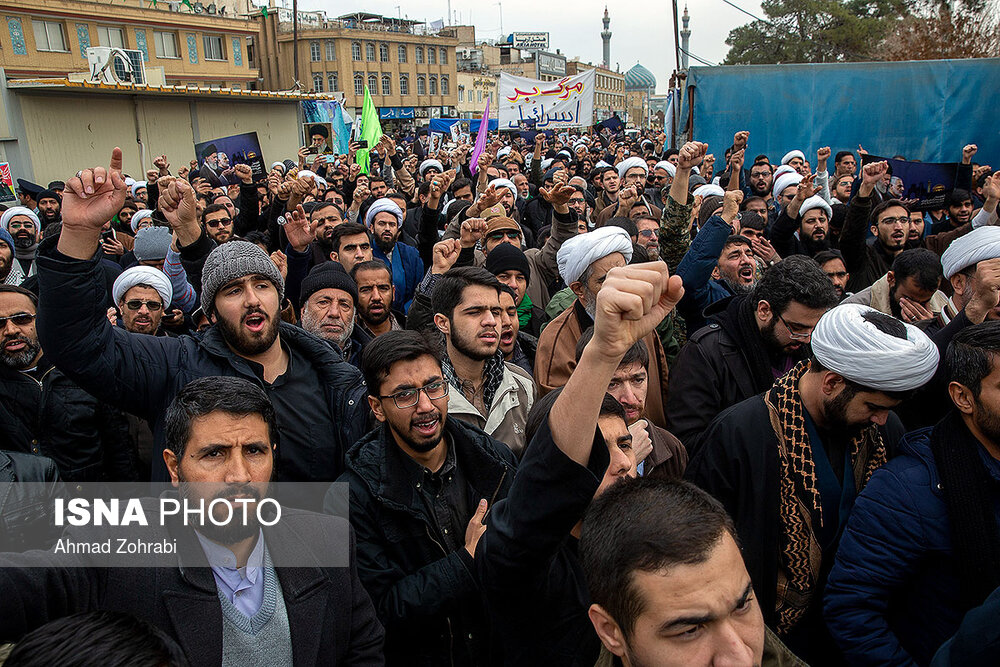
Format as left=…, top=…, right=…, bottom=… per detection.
left=294, top=0, right=760, bottom=93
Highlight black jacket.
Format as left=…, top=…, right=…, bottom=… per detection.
left=477, top=417, right=609, bottom=666
left=840, top=194, right=898, bottom=293
left=0, top=358, right=135, bottom=483
left=35, top=240, right=370, bottom=483
left=0, top=450, right=61, bottom=549
left=331, top=419, right=516, bottom=666
left=0, top=506, right=384, bottom=667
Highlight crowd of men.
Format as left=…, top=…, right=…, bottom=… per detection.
left=0, top=125, right=997, bottom=666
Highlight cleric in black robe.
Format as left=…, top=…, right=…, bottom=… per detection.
left=686, top=304, right=940, bottom=666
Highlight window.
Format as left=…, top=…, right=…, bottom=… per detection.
left=368, top=73, right=378, bottom=93
left=458, top=87, right=464, bottom=102
left=379, top=43, right=389, bottom=62
left=354, top=72, right=364, bottom=96
left=440, top=48, right=448, bottom=64
left=365, top=42, right=375, bottom=61
left=312, top=73, right=323, bottom=92
left=309, top=41, right=321, bottom=62
left=154, top=31, right=179, bottom=58
left=441, top=76, right=449, bottom=95
left=397, top=45, right=407, bottom=63
left=478, top=90, right=482, bottom=103
left=351, top=42, right=361, bottom=60
left=32, top=20, right=67, bottom=52
left=98, top=26, right=125, bottom=48
left=428, top=75, right=437, bottom=95
left=416, top=75, right=426, bottom=95
left=427, top=47, right=436, bottom=65
left=203, top=35, right=225, bottom=61
left=328, top=72, right=338, bottom=91
left=246, top=36, right=256, bottom=65
left=399, top=73, right=409, bottom=95
left=415, top=46, right=424, bottom=64
left=382, top=74, right=391, bottom=96
left=325, top=39, right=336, bottom=61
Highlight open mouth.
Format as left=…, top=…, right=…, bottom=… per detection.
left=500, top=330, right=514, bottom=345
left=3, top=339, right=26, bottom=352
left=891, top=232, right=905, bottom=242
left=738, top=266, right=755, bottom=281
left=243, top=312, right=266, bottom=333
left=412, top=415, right=440, bottom=436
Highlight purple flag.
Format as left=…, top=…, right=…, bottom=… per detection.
left=470, top=95, right=491, bottom=176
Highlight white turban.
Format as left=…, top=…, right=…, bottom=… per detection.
left=693, top=184, right=725, bottom=198
left=773, top=164, right=796, bottom=179
left=270, top=161, right=285, bottom=171
left=654, top=161, right=676, bottom=177
left=940, top=225, right=1000, bottom=279
left=497, top=146, right=512, bottom=159
left=594, top=160, right=611, bottom=169
left=419, top=159, right=444, bottom=176
left=773, top=172, right=803, bottom=197
left=297, top=170, right=316, bottom=181
left=811, top=303, right=939, bottom=391
left=365, top=198, right=404, bottom=229
left=124, top=177, right=136, bottom=188
left=112, top=265, right=173, bottom=309
left=781, top=150, right=805, bottom=165
left=130, top=181, right=147, bottom=198
left=573, top=140, right=588, bottom=152
left=1, top=207, right=40, bottom=231
left=130, top=209, right=154, bottom=233
left=540, top=158, right=554, bottom=171
left=617, top=156, right=648, bottom=179
left=557, top=226, right=633, bottom=285
left=490, top=178, right=517, bottom=200
left=691, top=166, right=701, bottom=175
left=799, top=196, right=832, bottom=220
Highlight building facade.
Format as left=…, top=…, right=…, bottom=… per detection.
left=456, top=71, right=498, bottom=118
left=566, top=60, right=625, bottom=124
left=257, top=11, right=458, bottom=118
left=624, top=62, right=656, bottom=128
left=0, top=0, right=258, bottom=88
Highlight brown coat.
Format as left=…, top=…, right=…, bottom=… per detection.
left=534, top=299, right=669, bottom=429
left=645, top=423, right=688, bottom=480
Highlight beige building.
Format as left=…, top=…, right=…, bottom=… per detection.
left=257, top=11, right=458, bottom=119
left=0, top=0, right=259, bottom=88
left=566, top=60, right=626, bottom=124
left=455, top=71, right=497, bottom=118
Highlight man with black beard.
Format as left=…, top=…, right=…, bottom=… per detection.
left=1, top=207, right=41, bottom=283
left=365, top=197, right=423, bottom=313
left=0, top=284, right=133, bottom=482
left=431, top=267, right=535, bottom=455
left=35, top=150, right=369, bottom=485
left=667, top=256, right=840, bottom=449
left=771, top=175, right=833, bottom=258
left=352, top=259, right=404, bottom=337
left=0, top=227, right=18, bottom=285
left=844, top=248, right=949, bottom=328
left=0, top=376, right=385, bottom=666
left=36, top=189, right=61, bottom=225
left=330, top=330, right=516, bottom=666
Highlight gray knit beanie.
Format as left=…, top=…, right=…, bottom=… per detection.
left=200, top=240, right=285, bottom=313
left=132, top=226, right=172, bottom=261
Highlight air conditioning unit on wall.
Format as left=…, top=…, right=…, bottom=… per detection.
left=87, top=47, right=147, bottom=85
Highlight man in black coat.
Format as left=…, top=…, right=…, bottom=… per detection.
left=36, top=153, right=369, bottom=484
left=0, top=284, right=134, bottom=482
left=0, top=376, right=383, bottom=667
left=687, top=305, right=940, bottom=665
left=328, top=330, right=516, bottom=666
left=666, top=256, right=840, bottom=452
left=477, top=261, right=685, bottom=666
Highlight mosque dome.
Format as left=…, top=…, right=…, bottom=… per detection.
left=624, top=63, right=657, bottom=92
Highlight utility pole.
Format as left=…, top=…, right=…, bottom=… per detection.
left=496, top=2, right=503, bottom=35
left=292, top=0, right=299, bottom=85
left=670, top=0, right=681, bottom=73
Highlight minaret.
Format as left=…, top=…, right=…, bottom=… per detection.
left=601, top=7, right=611, bottom=69
left=680, top=5, right=691, bottom=70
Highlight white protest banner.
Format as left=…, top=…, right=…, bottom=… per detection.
left=499, top=69, right=596, bottom=130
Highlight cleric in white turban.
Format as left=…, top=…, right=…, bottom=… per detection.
left=781, top=150, right=805, bottom=166
left=364, top=198, right=404, bottom=229
left=940, top=225, right=1000, bottom=280
left=418, top=159, right=444, bottom=177
left=616, top=156, right=648, bottom=180
left=773, top=172, right=803, bottom=199
left=654, top=160, right=677, bottom=178
left=693, top=184, right=725, bottom=199
left=112, top=265, right=173, bottom=310
left=557, top=225, right=633, bottom=286
left=811, top=303, right=939, bottom=391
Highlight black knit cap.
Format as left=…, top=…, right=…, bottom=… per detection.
left=300, top=261, right=358, bottom=307
left=484, top=242, right=531, bottom=285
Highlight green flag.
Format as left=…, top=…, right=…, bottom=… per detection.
left=356, top=84, right=383, bottom=175
left=261, top=5, right=268, bottom=17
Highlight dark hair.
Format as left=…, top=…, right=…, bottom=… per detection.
left=41, top=221, right=62, bottom=240
left=451, top=177, right=472, bottom=193
left=813, top=249, right=845, bottom=266
left=739, top=210, right=765, bottom=232
left=575, top=326, right=649, bottom=369
left=605, top=216, right=638, bottom=239
left=948, top=188, right=973, bottom=208
left=329, top=222, right=371, bottom=254
left=417, top=181, right=433, bottom=197
left=891, top=248, right=943, bottom=292
left=753, top=255, right=840, bottom=316
left=350, top=258, right=392, bottom=281
left=361, top=329, right=441, bottom=396
left=201, top=203, right=230, bottom=223
left=721, top=234, right=752, bottom=252
left=870, top=198, right=910, bottom=225
left=164, top=377, right=277, bottom=458
left=431, top=266, right=502, bottom=321
left=241, top=230, right=270, bottom=248
left=498, top=283, right=517, bottom=302
left=752, top=154, right=769, bottom=165
left=835, top=151, right=854, bottom=164
left=4, top=611, right=189, bottom=667
left=311, top=200, right=345, bottom=219
left=946, top=321, right=1000, bottom=399
left=811, top=310, right=913, bottom=399
left=0, top=283, right=38, bottom=308
left=581, top=477, right=737, bottom=639
left=740, top=195, right=767, bottom=211
left=600, top=392, right=627, bottom=423
left=369, top=176, right=386, bottom=187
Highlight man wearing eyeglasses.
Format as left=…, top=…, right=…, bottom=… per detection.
left=0, top=284, right=134, bottom=482
left=330, top=329, right=516, bottom=667
left=201, top=203, right=234, bottom=245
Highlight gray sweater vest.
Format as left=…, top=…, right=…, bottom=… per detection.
left=219, top=550, right=294, bottom=667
